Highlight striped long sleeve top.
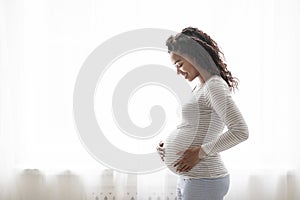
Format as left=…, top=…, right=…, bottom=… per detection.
left=164, top=75, right=249, bottom=178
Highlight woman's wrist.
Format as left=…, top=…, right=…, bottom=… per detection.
left=198, top=146, right=208, bottom=159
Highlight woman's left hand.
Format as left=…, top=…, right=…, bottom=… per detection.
left=174, top=147, right=202, bottom=172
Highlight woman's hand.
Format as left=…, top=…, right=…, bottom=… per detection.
left=174, top=146, right=206, bottom=172
left=156, top=141, right=165, bottom=162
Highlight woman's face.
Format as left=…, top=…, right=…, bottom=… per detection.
left=170, top=52, right=200, bottom=82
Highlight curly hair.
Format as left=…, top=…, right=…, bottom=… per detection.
left=166, top=26, right=239, bottom=91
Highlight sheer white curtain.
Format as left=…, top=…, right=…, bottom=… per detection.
left=1, top=0, right=300, bottom=199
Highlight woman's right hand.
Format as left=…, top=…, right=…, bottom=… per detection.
left=156, top=141, right=165, bottom=162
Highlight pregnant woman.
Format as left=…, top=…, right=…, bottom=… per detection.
left=156, top=27, right=249, bottom=200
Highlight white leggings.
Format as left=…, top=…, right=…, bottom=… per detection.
left=176, top=174, right=230, bottom=200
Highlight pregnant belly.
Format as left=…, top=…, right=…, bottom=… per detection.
left=164, top=128, right=196, bottom=174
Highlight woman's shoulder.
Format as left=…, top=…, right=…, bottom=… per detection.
left=202, top=75, right=231, bottom=106
left=203, top=75, right=229, bottom=91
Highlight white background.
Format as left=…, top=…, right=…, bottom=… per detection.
left=1, top=0, right=300, bottom=198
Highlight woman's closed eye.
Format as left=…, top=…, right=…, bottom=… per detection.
left=176, top=63, right=183, bottom=68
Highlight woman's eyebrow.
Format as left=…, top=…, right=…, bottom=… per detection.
left=174, top=59, right=181, bottom=65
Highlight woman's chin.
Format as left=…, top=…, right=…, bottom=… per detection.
left=186, top=75, right=196, bottom=82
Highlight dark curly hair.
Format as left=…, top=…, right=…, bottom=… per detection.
left=166, top=26, right=239, bottom=91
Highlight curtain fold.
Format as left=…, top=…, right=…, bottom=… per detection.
left=0, top=168, right=299, bottom=199
left=0, top=1, right=22, bottom=199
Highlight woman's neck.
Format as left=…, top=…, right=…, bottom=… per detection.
left=197, top=69, right=212, bottom=86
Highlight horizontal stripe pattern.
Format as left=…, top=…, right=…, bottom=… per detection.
left=164, top=75, right=249, bottom=178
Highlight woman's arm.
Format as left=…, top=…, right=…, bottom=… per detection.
left=200, top=78, right=249, bottom=156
